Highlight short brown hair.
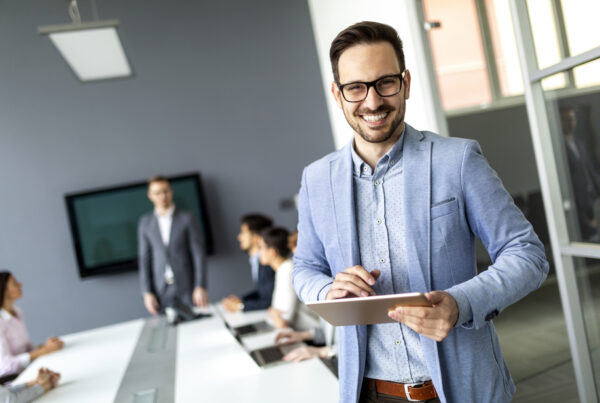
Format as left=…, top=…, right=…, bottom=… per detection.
left=241, top=214, right=273, bottom=234
left=147, top=175, right=170, bottom=187
left=330, top=21, right=405, bottom=83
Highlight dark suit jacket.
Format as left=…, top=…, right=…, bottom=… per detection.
left=138, top=209, right=206, bottom=302
left=241, top=263, right=274, bottom=311
left=565, top=137, right=600, bottom=238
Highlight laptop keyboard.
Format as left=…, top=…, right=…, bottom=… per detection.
left=234, top=324, right=257, bottom=336
left=258, top=346, right=284, bottom=364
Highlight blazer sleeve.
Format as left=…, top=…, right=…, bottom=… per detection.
left=1, top=384, right=44, bottom=403
left=187, top=214, right=206, bottom=288
left=242, top=264, right=274, bottom=311
left=137, top=217, right=154, bottom=295
left=446, top=141, right=549, bottom=330
left=292, top=168, right=335, bottom=303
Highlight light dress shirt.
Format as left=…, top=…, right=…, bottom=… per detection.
left=0, top=383, right=44, bottom=403
left=271, top=258, right=298, bottom=322
left=249, top=253, right=260, bottom=284
left=0, top=308, right=33, bottom=377
left=156, top=205, right=176, bottom=284
left=352, top=130, right=431, bottom=383
left=352, top=130, right=471, bottom=384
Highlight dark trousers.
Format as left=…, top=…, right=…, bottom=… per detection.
left=359, top=385, right=441, bottom=403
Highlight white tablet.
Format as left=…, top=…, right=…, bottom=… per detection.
left=305, top=292, right=431, bottom=326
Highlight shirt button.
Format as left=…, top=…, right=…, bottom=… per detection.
left=380, top=258, right=385, bottom=263
left=390, top=160, right=395, bottom=165
left=374, top=180, right=380, bottom=186
left=363, top=166, right=368, bottom=172
left=376, top=219, right=382, bottom=224
left=395, top=340, right=401, bottom=345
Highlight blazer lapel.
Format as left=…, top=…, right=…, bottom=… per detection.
left=402, top=125, right=431, bottom=292
left=330, top=144, right=360, bottom=270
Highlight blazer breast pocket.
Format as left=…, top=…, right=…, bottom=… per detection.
left=431, top=197, right=458, bottom=220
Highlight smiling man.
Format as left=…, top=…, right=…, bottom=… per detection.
left=292, top=22, right=548, bottom=403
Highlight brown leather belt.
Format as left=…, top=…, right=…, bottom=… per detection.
left=364, top=378, right=438, bottom=401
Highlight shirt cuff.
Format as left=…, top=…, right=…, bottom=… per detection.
left=445, top=286, right=473, bottom=328
left=25, top=384, right=45, bottom=400
left=17, top=352, right=31, bottom=368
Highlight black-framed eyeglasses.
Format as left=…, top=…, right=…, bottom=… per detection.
left=337, top=71, right=406, bottom=103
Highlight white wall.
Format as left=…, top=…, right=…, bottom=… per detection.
left=307, top=0, right=448, bottom=149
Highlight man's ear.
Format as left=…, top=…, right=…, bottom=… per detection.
left=403, top=69, right=411, bottom=100
left=331, top=81, right=343, bottom=109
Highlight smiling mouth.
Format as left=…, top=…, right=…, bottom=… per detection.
left=361, top=112, right=389, bottom=125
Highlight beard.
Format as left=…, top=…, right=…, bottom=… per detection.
left=343, top=104, right=405, bottom=144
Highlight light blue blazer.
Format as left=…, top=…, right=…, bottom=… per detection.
left=292, top=124, right=549, bottom=403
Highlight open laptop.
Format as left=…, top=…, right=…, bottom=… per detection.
left=232, top=320, right=274, bottom=337
left=249, top=343, right=303, bottom=368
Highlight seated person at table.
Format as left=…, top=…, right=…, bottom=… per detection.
left=275, top=230, right=337, bottom=362
left=0, top=367, right=60, bottom=403
left=0, top=272, right=63, bottom=377
left=222, top=214, right=275, bottom=312
left=288, top=230, right=298, bottom=255
left=258, top=228, right=298, bottom=329
left=275, top=323, right=337, bottom=363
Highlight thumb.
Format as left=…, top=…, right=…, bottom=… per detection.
left=425, top=291, right=446, bottom=305
left=370, top=269, right=381, bottom=281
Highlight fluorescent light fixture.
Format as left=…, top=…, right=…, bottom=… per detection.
left=39, top=20, right=132, bottom=82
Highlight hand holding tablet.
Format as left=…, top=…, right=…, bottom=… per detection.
left=306, top=292, right=432, bottom=326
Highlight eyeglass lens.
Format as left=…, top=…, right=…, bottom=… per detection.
left=342, top=75, right=402, bottom=102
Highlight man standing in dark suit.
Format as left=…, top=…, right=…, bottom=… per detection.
left=560, top=105, right=600, bottom=241
left=138, top=175, right=208, bottom=315
left=222, top=214, right=275, bottom=312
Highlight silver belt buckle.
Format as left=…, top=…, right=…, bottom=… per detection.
left=404, top=382, right=423, bottom=402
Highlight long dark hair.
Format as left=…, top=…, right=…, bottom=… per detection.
left=0, top=271, right=11, bottom=308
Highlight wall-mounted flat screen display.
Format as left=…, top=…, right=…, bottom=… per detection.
left=65, top=173, right=214, bottom=278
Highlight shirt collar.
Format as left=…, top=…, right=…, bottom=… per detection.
left=0, top=308, right=14, bottom=320
left=155, top=205, right=175, bottom=218
left=351, top=125, right=406, bottom=176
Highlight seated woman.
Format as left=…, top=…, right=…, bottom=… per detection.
left=0, top=272, right=63, bottom=377
left=258, top=228, right=298, bottom=329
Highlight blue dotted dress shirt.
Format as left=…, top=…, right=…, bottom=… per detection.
left=352, top=129, right=431, bottom=383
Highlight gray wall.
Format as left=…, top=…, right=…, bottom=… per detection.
left=0, top=0, right=334, bottom=342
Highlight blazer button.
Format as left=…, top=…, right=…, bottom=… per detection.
left=485, top=309, right=499, bottom=321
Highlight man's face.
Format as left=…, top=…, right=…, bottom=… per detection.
left=560, top=109, right=577, bottom=136
left=147, top=181, right=173, bottom=210
left=332, top=42, right=410, bottom=144
left=237, top=223, right=253, bottom=252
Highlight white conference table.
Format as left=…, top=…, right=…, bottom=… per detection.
left=16, top=306, right=338, bottom=402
